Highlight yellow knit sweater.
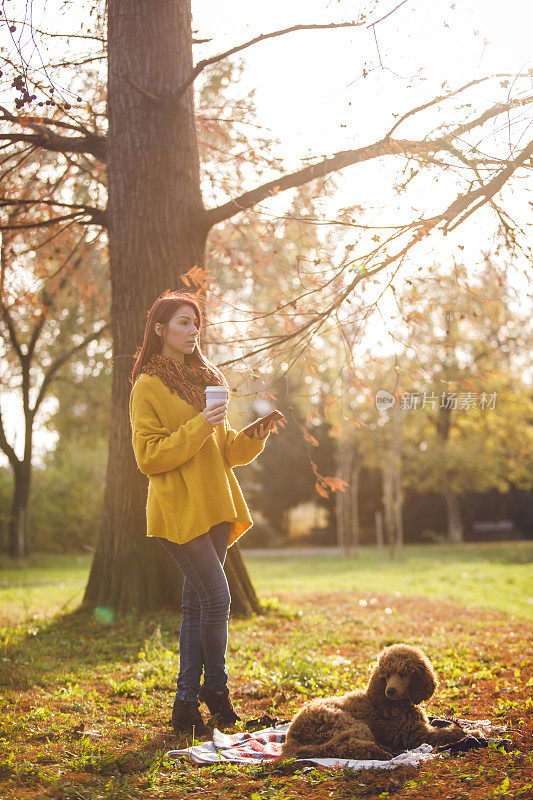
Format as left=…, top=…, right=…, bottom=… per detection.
left=129, top=372, right=269, bottom=548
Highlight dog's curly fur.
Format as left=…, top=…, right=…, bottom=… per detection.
left=281, top=644, right=484, bottom=761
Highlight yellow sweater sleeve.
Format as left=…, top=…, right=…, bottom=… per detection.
left=129, top=385, right=215, bottom=476
left=224, top=422, right=269, bottom=468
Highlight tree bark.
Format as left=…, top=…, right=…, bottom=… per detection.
left=375, top=510, right=384, bottom=557
left=382, top=462, right=395, bottom=559
left=82, top=0, right=256, bottom=615
left=224, top=545, right=261, bottom=616
left=350, top=465, right=360, bottom=552
left=335, top=479, right=345, bottom=552
left=392, top=402, right=403, bottom=560
left=8, top=462, right=32, bottom=557
left=445, top=489, right=464, bottom=543
left=335, top=439, right=351, bottom=554
left=7, top=408, right=34, bottom=557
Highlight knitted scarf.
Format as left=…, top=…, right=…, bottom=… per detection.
left=139, top=352, right=229, bottom=412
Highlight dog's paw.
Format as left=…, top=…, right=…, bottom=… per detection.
left=449, top=722, right=468, bottom=738
left=467, top=728, right=488, bottom=741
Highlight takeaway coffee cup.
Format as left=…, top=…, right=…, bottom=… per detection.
left=205, top=385, right=229, bottom=426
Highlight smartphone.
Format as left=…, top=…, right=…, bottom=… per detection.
left=243, top=409, right=284, bottom=438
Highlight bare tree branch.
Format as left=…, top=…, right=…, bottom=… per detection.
left=0, top=144, right=36, bottom=185
left=386, top=73, right=533, bottom=139
left=0, top=306, right=109, bottom=466
left=0, top=406, right=20, bottom=469
left=0, top=298, right=24, bottom=362
left=367, top=0, right=409, bottom=28
left=1, top=197, right=105, bottom=215
left=0, top=106, right=107, bottom=161
left=172, top=21, right=365, bottom=102
left=32, top=322, right=109, bottom=414
left=0, top=198, right=107, bottom=230
left=0, top=210, right=106, bottom=231
left=0, top=129, right=107, bottom=161
left=0, top=19, right=105, bottom=43
left=44, top=54, right=106, bottom=70
left=440, top=138, right=533, bottom=232
left=0, top=112, right=95, bottom=137
left=203, top=92, right=533, bottom=228
left=217, top=132, right=533, bottom=372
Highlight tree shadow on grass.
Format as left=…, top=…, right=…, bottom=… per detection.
left=0, top=601, right=274, bottom=691
left=0, top=606, right=184, bottom=689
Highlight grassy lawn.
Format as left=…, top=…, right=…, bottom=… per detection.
left=0, top=542, right=532, bottom=799
left=245, top=541, right=533, bottom=618
left=1, top=542, right=532, bottom=625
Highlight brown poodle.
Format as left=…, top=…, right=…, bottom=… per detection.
left=281, top=643, right=485, bottom=761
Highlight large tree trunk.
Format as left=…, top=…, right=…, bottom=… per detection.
left=82, top=0, right=257, bottom=615
left=350, top=465, right=360, bottom=551
left=392, top=402, right=403, bottom=559
left=8, top=462, right=31, bottom=558
left=445, top=489, right=464, bottom=543
left=382, top=462, right=395, bottom=559
left=335, top=438, right=351, bottom=554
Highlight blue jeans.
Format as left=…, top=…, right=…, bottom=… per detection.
left=157, top=521, right=231, bottom=702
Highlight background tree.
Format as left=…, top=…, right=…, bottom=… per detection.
left=29, top=366, right=111, bottom=555
left=0, top=153, right=108, bottom=557
left=397, top=259, right=533, bottom=541
left=249, top=372, right=320, bottom=539
left=331, top=355, right=406, bottom=556
left=318, top=252, right=533, bottom=550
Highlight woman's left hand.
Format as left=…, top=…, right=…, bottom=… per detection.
left=251, top=420, right=278, bottom=440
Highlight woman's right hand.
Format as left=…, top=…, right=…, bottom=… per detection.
left=202, top=400, right=228, bottom=427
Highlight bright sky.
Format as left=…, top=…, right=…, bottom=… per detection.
left=1, top=0, right=532, bottom=465
left=193, top=1, right=529, bottom=146
left=190, top=0, right=532, bottom=347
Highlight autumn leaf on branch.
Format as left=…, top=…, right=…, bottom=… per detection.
left=300, top=426, right=319, bottom=447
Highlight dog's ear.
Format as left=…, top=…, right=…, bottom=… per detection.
left=409, top=663, right=438, bottom=704
left=366, top=667, right=386, bottom=704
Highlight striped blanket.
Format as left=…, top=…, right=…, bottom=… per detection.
left=167, top=718, right=496, bottom=770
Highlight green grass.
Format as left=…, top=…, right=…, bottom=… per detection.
left=0, top=542, right=531, bottom=625
left=244, top=541, right=533, bottom=619
left=0, top=552, right=90, bottom=626
left=1, top=542, right=532, bottom=800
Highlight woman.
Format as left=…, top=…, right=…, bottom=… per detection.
left=129, top=291, right=277, bottom=739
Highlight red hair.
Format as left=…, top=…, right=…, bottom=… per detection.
left=130, top=291, right=227, bottom=387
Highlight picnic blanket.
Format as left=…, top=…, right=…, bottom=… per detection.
left=167, top=717, right=500, bottom=771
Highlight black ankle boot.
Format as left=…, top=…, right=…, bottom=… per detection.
left=198, top=685, right=240, bottom=727
left=171, top=698, right=209, bottom=738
